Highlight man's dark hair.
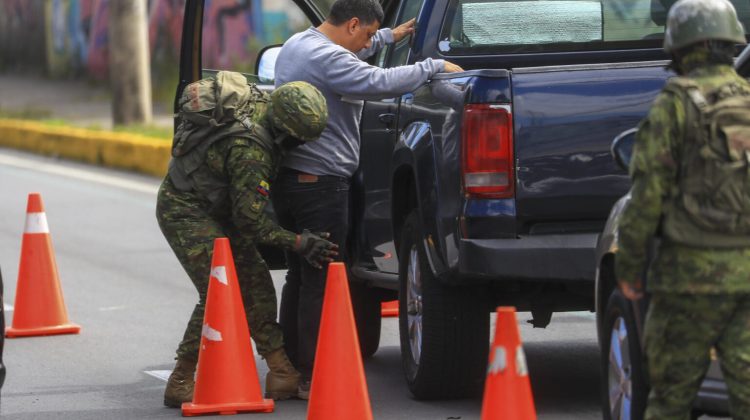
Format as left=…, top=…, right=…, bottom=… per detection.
left=327, top=0, right=384, bottom=26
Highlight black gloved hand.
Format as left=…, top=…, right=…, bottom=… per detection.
left=294, top=230, right=339, bottom=269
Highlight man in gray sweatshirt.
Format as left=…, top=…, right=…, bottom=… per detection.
left=272, top=0, right=463, bottom=398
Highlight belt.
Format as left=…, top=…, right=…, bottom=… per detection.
left=278, top=167, right=349, bottom=183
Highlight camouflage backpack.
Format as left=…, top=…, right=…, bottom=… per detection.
left=662, top=76, right=750, bottom=247
left=172, top=70, right=271, bottom=157
left=169, top=71, right=275, bottom=193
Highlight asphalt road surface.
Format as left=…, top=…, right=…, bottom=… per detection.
left=0, top=148, right=618, bottom=419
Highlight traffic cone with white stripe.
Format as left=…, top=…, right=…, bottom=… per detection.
left=6, top=193, right=80, bottom=338
left=480, top=307, right=537, bottom=420
left=182, top=237, right=274, bottom=416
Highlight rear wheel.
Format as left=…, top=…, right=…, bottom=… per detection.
left=398, top=211, right=489, bottom=399
left=601, top=289, right=648, bottom=420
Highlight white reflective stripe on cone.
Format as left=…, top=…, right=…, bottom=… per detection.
left=202, top=323, right=223, bottom=342
left=24, top=212, right=49, bottom=234
left=210, top=266, right=228, bottom=285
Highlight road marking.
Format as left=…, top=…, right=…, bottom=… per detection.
left=4, top=303, right=13, bottom=311
left=144, top=370, right=171, bottom=382
left=98, top=305, right=127, bottom=311
left=0, top=153, right=159, bottom=194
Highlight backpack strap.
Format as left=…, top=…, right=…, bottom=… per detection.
left=658, top=77, right=704, bottom=210
left=664, top=76, right=708, bottom=111
left=247, top=121, right=276, bottom=152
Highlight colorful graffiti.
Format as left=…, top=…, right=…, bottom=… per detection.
left=0, top=0, right=307, bottom=80
left=42, top=0, right=182, bottom=79
left=0, top=1, right=46, bottom=69
left=203, top=0, right=257, bottom=70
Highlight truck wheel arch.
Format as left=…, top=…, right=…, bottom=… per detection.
left=391, top=120, right=437, bottom=260
left=391, top=164, right=418, bottom=257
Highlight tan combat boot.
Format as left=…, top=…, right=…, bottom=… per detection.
left=263, top=348, right=301, bottom=400
left=163, top=357, right=197, bottom=408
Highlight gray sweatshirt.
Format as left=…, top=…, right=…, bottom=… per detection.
left=274, top=27, right=445, bottom=177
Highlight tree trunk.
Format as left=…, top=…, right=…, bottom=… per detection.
left=108, top=0, right=152, bottom=126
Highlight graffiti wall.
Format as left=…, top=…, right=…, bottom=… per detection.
left=0, top=1, right=46, bottom=70
left=0, top=0, right=309, bottom=80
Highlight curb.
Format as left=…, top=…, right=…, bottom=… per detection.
left=0, top=119, right=171, bottom=177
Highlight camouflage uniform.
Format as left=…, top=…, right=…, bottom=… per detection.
left=157, top=127, right=294, bottom=361
left=616, top=51, right=750, bottom=419
left=157, top=78, right=328, bottom=363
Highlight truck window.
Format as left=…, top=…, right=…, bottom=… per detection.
left=390, top=0, right=426, bottom=66
left=376, top=0, right=426, bottom=68
left=201, top=0, right=311, bottom=79
left=438, top=0, right=750, bottom=55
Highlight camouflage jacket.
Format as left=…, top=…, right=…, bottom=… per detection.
left=162, top=130, right=297, bottom=250
left=616, top=61, right=750, bottom=294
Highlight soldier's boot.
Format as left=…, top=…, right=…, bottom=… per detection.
left=262, top=348, right=301, bottom=400
left=163, top=357, right=197, bottom=408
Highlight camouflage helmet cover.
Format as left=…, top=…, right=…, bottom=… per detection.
left=269, top=81, right=328, bottom=141
left=663, top=0, right=746, bottom=52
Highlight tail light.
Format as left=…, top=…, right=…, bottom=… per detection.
left=461, top=104, right=514, bottom=198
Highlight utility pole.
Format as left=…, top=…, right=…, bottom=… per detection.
left=108, top=0, right=152, bottom=125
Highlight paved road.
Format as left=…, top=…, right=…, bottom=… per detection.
left=0, top=148, right=605, bottom=419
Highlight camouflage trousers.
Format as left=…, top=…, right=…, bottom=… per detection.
left=644, top=292, right=750, bottom=420
left=156, top=178, right=284, bottom=362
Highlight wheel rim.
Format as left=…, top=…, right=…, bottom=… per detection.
left=406, top=244, right=423, bottom=366
left=608, top=316, right=633, bottom=420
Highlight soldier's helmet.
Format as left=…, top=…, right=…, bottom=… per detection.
left=663, top=0, right=746, bottom=53
left=269, top=81, right=328, bottom=142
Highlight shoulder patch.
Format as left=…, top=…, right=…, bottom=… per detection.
left=256, top=180, right=270, bottom=197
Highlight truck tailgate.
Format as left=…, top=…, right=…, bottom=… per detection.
left=511, top=62, right=671, bottom=229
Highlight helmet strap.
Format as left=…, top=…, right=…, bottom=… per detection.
left=276, top=134, right=305, bottom=151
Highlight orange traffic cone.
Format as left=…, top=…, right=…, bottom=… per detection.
left=182, top=238, right=274, bottom=416
left=381, top=300, right=398, bottom=317
left=307, top=262, right=373, bottom=420
left=6, top=193, right=80, bottom=338
left=481, top=307, right=537, bottom=420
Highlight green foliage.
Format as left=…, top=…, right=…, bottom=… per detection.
left=111, top=124, right=172, bottom=140
left=0, top=107, right=53, bottom=119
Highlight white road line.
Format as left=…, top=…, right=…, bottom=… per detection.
left=144, top=370, right=171, bottom=382
left=4, top=303, right=13, bottom=311
left=98, top=305, right=127, bottom=311
left=0, top=153, right=159, bottom=195
left=570, top=311, right=596, bottom=320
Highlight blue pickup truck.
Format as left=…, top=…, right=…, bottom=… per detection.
left=179, top=0, right=748, bottom=415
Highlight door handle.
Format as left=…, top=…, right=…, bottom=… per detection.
left=378, top=113, right=396, bottom=126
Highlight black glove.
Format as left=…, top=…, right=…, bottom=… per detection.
left=295, top=230, right=339, bottom=269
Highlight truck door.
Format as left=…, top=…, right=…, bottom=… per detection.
left=355, top=0, right=426, bottom=275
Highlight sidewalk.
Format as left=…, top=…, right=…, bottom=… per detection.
left=0, top=72, right=174, bottom=177
left=0, top=73, right=173, bottom=128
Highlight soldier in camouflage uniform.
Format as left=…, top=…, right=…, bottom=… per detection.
left=156, top=73, right=337, bottom=407
left=616, top=1, right=750, bottom=419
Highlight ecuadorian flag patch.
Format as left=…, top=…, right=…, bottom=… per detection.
left=256, top=180, right=270, bottom=197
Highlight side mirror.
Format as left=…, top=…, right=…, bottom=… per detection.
left=256, top=45, right=282, bottom=84
left=611, top=127, right=638, bottom=171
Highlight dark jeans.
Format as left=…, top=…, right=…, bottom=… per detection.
left=270, top=169, right=350, bottom=381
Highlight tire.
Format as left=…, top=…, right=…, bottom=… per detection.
left=350, top=280, right=382, bottom=359
left=601, top=289, right=648, bottom=420
left=398, top=211, right=489, bottom=399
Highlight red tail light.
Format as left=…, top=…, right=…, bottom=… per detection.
left=461, top=104, right=514, bottom=198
